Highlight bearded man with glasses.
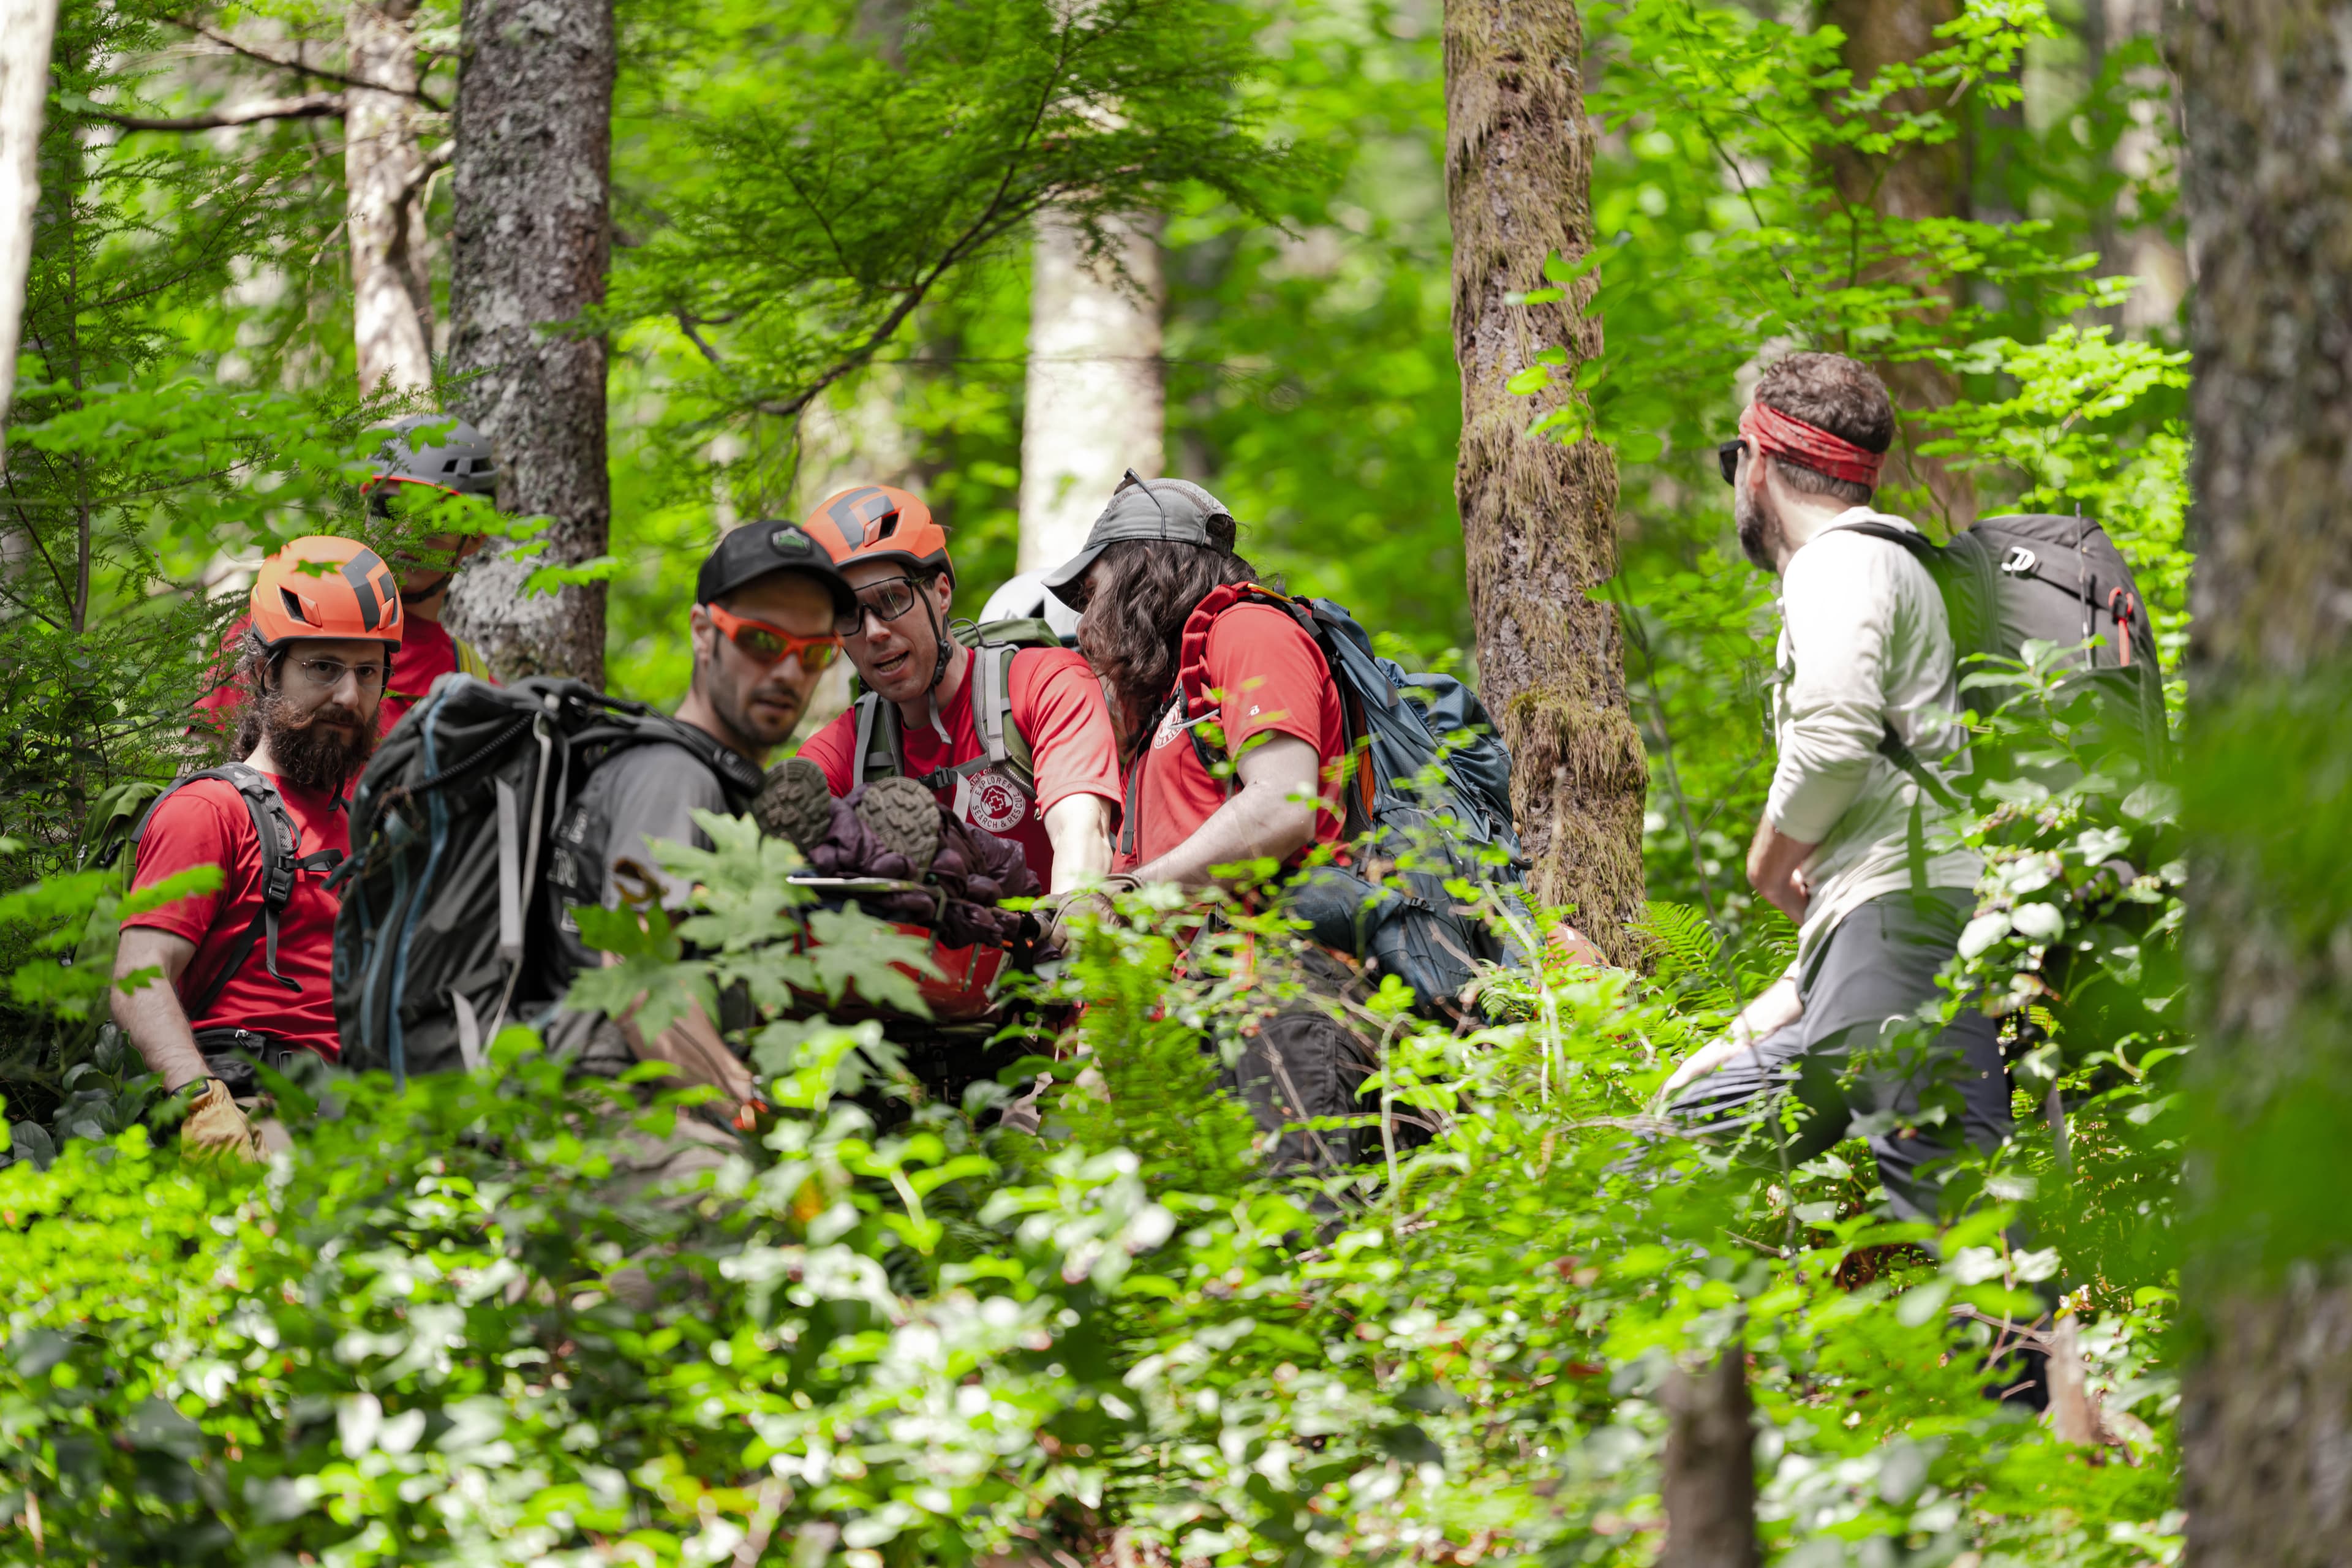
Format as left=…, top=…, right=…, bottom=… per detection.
left=113, top=537, right=407, bottom=1158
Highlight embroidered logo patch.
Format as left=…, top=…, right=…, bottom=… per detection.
left=966, top=769, right=1030, bottom=833
left=1152, top=703, right=1188, bottom=751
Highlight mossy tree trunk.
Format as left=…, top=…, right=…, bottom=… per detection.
left=1817, top=0, right=1976, bottom=532
left=1444, top=0, right=1645, bottom=956
left=2174, top=2, right=2352, bottom=1560
left=442, top=0, right=613, bottom=685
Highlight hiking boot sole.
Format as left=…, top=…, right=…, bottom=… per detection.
left=856, top=776, right=942, bottom=879
left=754, top=756, right=834, bottom=856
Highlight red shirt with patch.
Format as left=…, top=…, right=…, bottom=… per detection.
left=194, top=615, right=477, bottom=739
left=1116, top=602, right=1349, bottom=873
left=797, top=646, right=1121, bottom=890
left=120, top=772, right=350, bottom=1061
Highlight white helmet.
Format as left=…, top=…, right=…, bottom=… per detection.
left=978, top=570, right=1081, bottom=639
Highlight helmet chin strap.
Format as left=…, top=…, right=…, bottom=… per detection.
left=922, top=595, right=955, bottom=745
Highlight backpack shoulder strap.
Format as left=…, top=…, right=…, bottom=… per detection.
left=970, top=643, right=1035, bottom=795
left=850, top=692, right=902, bottom=787
left=1828, top=518, right=1940, bottom=562
left=1175, top=582, right=1315, bottom=734
left=130, top=763, right=337, bottom=1019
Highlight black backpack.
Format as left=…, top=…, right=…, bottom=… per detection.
left=1141, top=584, right=1534, bottom=1011
left=846, top=617, right=1064, bottom=820
left=102, top=762, right=345, bottom=1022
left=330, top=676, right=763, bottom=1082
left=1838, top=513, right=2169, bottom=805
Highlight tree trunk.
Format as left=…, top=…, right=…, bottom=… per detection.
left=1444, top=0, right=1646, bottom=957
left=441, top=0, right=613, bottom=685
left=0, top=0, right=60, bottom=451
left=793, top=368, right=921, bottom=731
left=346, top=0, right=436, bottom=396
left=2085, top=0, right=2189, bottom=334
left=2174, top=3, right=2352, bottom=1561
left=1018, top=211, right=1166, bottom=575
left=1659, top=1346, right=1760, bottom=1568
left=1817, top=0, right=1976, bottom=532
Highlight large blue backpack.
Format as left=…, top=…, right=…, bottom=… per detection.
left=1133, top=584, right=1532, bottom=1011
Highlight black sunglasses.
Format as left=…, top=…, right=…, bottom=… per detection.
left=1717, top=437, right=1745, bottom=486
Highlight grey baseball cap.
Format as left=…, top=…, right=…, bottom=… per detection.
left=1041, top=470, right=1236, bottom=606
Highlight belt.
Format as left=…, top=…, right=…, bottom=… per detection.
left=194, top=1028, right=310, bottom=1099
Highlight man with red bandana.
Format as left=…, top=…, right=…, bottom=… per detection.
left=1656, top=352, right=2011, bottom=1232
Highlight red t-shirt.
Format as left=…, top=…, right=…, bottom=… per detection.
left=121, top=772, right=350, bottom=1061
left=194, top=615, right=476, bottom=738
left=797, top=646, right=1121, bottom=889
left=1116, top=603, right=1349, bottom=872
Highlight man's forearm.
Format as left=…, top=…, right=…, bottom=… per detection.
left=1041, top=794, right=1115, bottom=895
left=111, top=979, right=210, bottom=1092
left=1746, top=818, right=1820, bottom=926
left=112, top=929, right=209, bottom=1091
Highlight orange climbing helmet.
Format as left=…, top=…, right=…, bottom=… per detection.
left=801, top=484, right=955, bottom=584
left=249, top=535, right=405, bottom=653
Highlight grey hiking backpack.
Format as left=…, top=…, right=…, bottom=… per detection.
left=848, top=617, right=1063, bottom=820
left=1836, top=513, right=2169, bottom=809
left=331, top=676, right=763, bottom=1082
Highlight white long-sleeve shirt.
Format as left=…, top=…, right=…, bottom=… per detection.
left=1765, top=508, right=1979, bottom=965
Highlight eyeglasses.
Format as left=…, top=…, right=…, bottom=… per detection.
left=848, top=574, right=927, bottom=631
left=1717, top=437, right=1746, bottom=486
left=706, top=604, right=843, bottom=671
left=288, top=657, right=388, bottom=692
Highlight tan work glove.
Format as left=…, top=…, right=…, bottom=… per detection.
left=1036, top=874, right=1139, bottom=956
left=182, top=1079, right=262, bottom=1164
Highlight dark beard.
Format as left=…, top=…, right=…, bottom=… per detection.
left=1734, top=483, right=1777, bottom=570
left=255, top=686, right=375, bottom=794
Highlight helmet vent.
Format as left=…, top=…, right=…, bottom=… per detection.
left=470, top=458, right=492, bottom=473
left=442, top=459, right=460, bottom=473
left=876, top=512, right=899, bottom=539
left=280, top=587, right=313, bottom=625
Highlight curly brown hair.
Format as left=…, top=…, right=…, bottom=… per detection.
left=1754, top=352, right=1894, bottom=506
left=1074, top=518, right=1261, bottom=761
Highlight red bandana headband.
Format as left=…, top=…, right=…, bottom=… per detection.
left=1740, top=400, right=1885, bottom=488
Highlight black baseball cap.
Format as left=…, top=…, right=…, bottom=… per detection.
left=697, top=521, right=859, bottom=628
left=1041, top=470, right=1236, bottom=607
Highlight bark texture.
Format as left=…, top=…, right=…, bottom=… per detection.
left=1444, top=0, right=1646, bottom=956
left=1659, top=1348, right=1760, bottom=1568
left=346, top=0, right=435, bottom=396
left=1018, top=211, right=1166, bottom=575
left=0, top=0, right=60, bottom=446
left=2174, top=4, right=2352, bottom=1561
left=442, top=0, right=612, bottom=684
left=1817, top=0, right=1975, bottom=532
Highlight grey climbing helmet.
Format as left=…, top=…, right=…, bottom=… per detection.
left=366, top=413, right=498, bottom=510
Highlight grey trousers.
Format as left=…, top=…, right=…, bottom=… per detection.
left=1667, top=888, right=2011, bottom=1225
left=1224, top=944, right=1377, bottom=1177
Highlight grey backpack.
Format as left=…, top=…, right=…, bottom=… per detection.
left=1839, top=513, right=2169, bottom=803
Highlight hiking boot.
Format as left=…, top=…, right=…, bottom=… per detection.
left=753, top=756, right=834, bottom=856
left=854, top=777, right=942, bottom=879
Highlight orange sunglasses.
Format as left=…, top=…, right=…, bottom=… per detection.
left=706, top=604, right=843, bottom=671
